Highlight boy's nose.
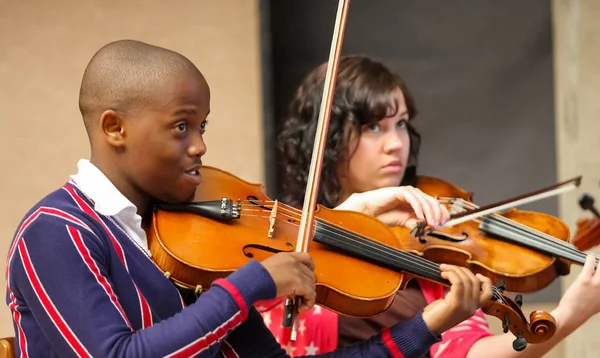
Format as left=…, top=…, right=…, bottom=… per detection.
left=188, top=133, right=207, bottom=157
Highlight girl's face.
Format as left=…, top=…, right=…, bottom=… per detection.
left=338, top=87, right=411, bottom=199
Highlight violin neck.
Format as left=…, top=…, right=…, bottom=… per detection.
left=313, top=223, right=451, bottom=286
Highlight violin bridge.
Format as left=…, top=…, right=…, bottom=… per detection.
left=449, top=200, right=466, bottom=215
left=268, top=200, right=278, bottom=238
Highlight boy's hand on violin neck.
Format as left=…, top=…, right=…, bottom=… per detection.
left=556, top=253, right=600, bottom=327
left=259, top=252, right=317, bottom=312
left=335, top=186, right=450, bottom=229
left=421, top=265, right=493, bottom=336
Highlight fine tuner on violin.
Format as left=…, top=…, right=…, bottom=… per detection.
left=147, top=165, right=557, bottom=351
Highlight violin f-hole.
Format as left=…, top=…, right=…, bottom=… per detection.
left=242, top=243, right=294, bottom=258
left=425, top=231, right=469, bottom=243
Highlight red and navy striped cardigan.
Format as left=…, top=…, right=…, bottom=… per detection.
left=5, top=181, right=441, bottom=357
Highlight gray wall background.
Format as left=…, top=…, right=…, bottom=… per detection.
left=260, top=0, right=559, bottom=302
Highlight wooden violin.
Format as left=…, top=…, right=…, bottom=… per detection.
left=393, top=175, right=598, bottom=294
left=147, top=165, right=556, bottom=351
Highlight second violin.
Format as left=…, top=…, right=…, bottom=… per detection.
left=393, top=175, right=595, bottom=293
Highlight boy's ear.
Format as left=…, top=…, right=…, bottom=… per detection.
left=99, top=109, right=126, bottom=147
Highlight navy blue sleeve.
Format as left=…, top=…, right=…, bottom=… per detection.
left=6, top=212, right=276, bottom=358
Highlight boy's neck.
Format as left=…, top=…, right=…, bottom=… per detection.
left=89, top=154, right=150, bottom=218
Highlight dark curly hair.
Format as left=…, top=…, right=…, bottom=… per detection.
left=277, top=56, right=422, bottom=208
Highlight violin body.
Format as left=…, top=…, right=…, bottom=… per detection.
left=397, top=175, right=571, bottom=293
left=148, top=165, right=408, bottom=318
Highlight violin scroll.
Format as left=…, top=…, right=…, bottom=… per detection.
left=482, top=280, right=556, bottom=351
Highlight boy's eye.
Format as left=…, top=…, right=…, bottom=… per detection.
left=176, top=123, right=187, bottom=132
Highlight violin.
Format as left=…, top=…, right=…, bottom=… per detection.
left=394, top=175, right=598, bottom=294
left=570, top=194, right=600, bottom=251
left=146, top=165, right=556, bottom=351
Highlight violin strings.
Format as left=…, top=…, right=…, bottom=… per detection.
left=447, top=199, right=592, bottom=263
left=439, top=198, right=570, bottom=246
left=312, top=218, right=503, bottom=299
left=239, top=203, right=451, bottom=280
left=238, top=204, right=503, bottom=300
left=442, top=198, right=600, bottom=264
left=440, top=198, right=575, bottom=250
left=238, top=197, right=598, bottom=266
left=241, top=200, right=492, bottom=281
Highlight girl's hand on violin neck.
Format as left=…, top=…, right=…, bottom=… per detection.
left=259, top=252, right=317, bottom=313
left=335, top=186, right=450, bottom=229
left=555, top=253, right=600, bottom=327
left=421, top=265, right=493, bottom=336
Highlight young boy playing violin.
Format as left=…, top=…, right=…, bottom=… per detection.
left=269, top=55, right=600, bottom=357
left=5, top=40, right=496, bottom=358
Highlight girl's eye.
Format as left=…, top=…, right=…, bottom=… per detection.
left=200, top=121, right=207, bottom=133
left=365, top=123, right=381, bottom=132
left=397, top=120, right=408, bottom=128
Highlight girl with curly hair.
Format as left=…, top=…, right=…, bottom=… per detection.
left=259, top=55, right=600, bottom=358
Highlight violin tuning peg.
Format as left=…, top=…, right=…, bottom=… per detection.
left=502, top=314, right=509, bottom=333
left=494, top=279, right=506, bottom=292
left=512, top=333, right=527, bottom=352
left=515, top=294, right=523, bottom=307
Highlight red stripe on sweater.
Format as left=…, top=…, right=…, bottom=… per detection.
left=212, top=279, right=248, bottom=320
left=7, top=207, right=91, bottom=284
left=8, top=294, right=28, bottom=358
left=67, top=225, right=133, bottom=328
left=18, top=239, right=92, bottom=358
left=165, top=311, right=244, bottom=357
left=63, top=184, right=153, bottom=328
left=6, top=207, right=92, bottom=357
left=382, top=327, right=405, bottom=358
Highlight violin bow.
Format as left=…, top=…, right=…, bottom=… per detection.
left=283, top=0, right=351, bottom=341
left=412, top=176, right=582, bottom=236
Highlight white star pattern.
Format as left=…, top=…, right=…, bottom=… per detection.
left=284, top=342, right=296, bottom=356
left=262, top=311, right=271, bottom=327
left=312, top=305, right=322, bottom=315
left=298, top=318, right=306, bottom=336
left=304, top=341, right=319, bottom=355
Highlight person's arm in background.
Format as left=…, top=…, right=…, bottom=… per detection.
left=429, top=254, right=600, bottom=358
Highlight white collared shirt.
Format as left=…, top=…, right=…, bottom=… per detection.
left=70, top=159, right=151, bottom=256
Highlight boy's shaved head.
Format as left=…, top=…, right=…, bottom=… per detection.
left=78, top=39, right=204, bottom=134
